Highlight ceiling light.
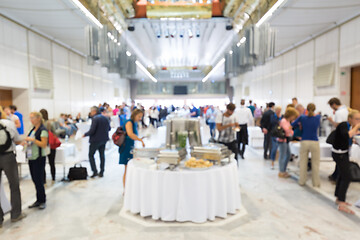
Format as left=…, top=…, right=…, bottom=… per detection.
left=107, top=32, right=112, bottom=38
left=256, top=0, right=287, bottom=27
left=135, top=60, right=158, bottom=83
left=70, top=0, right=103, bottom=29
left=126, top=51, right=132, bottom=57
left=202, top=58, right=226, bottom=83
left=240, top=37, right=246, bottom=44
left=188, top=29, right=193, bottom=38
left=117, top=42, right=121, bottom=46
left=229, top=50, right=233, bottom=55
left=114, top=39, right=117, bottom=43
left=236, top=42, right=241, bottom=47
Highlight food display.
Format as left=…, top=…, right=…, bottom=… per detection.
left=184, top=157, right=213, bottom=169
left=157, top=148, right=187, bottom=165
left=177, top=131, right=188, bottom=148
left=191, top=143, right=232, bottom=163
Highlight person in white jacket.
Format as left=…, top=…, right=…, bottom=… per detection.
left=234, top=99, right=254, bottom=159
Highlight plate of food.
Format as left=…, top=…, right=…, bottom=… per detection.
left=184, top=157, right=213, bottom=170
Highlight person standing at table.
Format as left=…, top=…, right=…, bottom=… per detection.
left=292, top=103, right=321, bottom=187
left=206, top=105, right=217, bottom=141
left=331, top=110, right=360, bottom=214
left=25, top=112, right=49, bottom=210
left=235, top=99, right=254, bottom=159
left=216, top=103, right=239, bottom=161
left=84, top=106, right=110, bottom=178
left=327, top=97, right=349, bottom=182
left=120, top=109, right=145, bottom=189
left=0, top=109, right=26, bottom=227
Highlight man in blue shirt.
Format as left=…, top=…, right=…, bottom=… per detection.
left=10, top=105, right=24, bottom=135
left=84, top=106, right=110, bottom=178
left=190, top=104, right=199, bottom=118
left=248, top=100, right=255, bottom=117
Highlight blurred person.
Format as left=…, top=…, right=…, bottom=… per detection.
left=83, top=106, right=110, bottom=178
left=25, top=112, right=49, bottom=210
left=40, top=109, right=60, bottom=182
left=190, top=103, right=199, bottom=118
left=0, top=108, right=26, bottom=226
left=149, top=107, right=159, bottom=128
left=292, top=104, right=321, bottom=187
left=119, top=108, right=127, bottom=128
left=261, top=102, right=275, bottom=159
left=9, top=105, right=24, bottom=135
left=248, top=100, right=255, bottom=117
left=4, top=107, right=20, bottom=129
left=119, top=109, right=145, bottom=189
left=122, top=102, right=131, bottom=120
left=254, top=103, right=263, bottom=126
left=130, top=100, right=136, bottom=111
left=269, top=106, right=282, bottom=168
left=331, top=110, right=360, bottom=214
left=216, top=103, right=239, bottom=161
left=277, top=107, right=299, bottom=178
left=206, top=105, right=217, bottom=140
left=327, top=97, right=349, bottom=182
left=292, top=97, right=298, bottom=106
left=235, top=99, right=254, bottom=159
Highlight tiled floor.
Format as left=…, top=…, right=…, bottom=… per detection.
left=1, top=125, right=360, bottom=239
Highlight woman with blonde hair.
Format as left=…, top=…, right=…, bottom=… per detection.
left=292, top=103, right=321, bottom=187
left=25, top=112, right=49, bottom=209
left=331, top=109, right=360, bottom=214
left=278, top=107, right=299, bottom=178
left=119, top=109, right=145, bottom=189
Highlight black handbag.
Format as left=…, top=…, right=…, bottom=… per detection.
left=326, top=130, right=336, bottom=145
left=270, top=124, right=286, bottom=139
left=349, top=162, right=360, bottom=182
left=68, top=164, right=88, bottom=181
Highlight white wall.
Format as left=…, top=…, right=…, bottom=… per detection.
left=0, top=16, right=130, bottom=129
left=231, top=15, right=360, bottom=116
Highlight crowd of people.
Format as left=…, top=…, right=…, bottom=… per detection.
left=0, top=95, right=359, bottom=229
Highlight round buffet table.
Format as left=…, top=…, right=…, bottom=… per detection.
left=123, top=160, right=241, bottom=223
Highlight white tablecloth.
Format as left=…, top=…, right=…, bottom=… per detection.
left=15, top=145, right=26, bottom=163
left=0, top=179, right=11, bottom=214
left=248, top=126, right=264, bottom=148
left=124, top=160, right=241, bottom=223
left=55, top=143, right=76, bottom=164
left=289, top=138, right=332, bottom=159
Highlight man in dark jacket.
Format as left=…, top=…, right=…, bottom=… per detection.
left=84, top=106, right=110, bottom=178
left=260, top=102, right=275, bottom=159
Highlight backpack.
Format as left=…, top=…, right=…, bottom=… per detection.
left=270, top=123, right=286, bottom=139
left=0, top=123, right=12, bottom=153
left=112, top=126, right=126, bottom=147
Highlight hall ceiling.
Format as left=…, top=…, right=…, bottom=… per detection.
left=1, top=0, right=360, bottom=80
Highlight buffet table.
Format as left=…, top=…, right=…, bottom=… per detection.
left=123, top=160, right=241, bottom=223
left=289, top=138, right=332, bottom=160
left=248, top=126, right=264, bottom=148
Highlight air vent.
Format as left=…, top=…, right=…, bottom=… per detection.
left=114, top=88, right=120, bottom=97
left=314, top=63, right=335, bottom=87
left=33, top=66, right=53, bottom=90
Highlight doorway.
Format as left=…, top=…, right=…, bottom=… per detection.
left=0, top=89, right=13, bottom=108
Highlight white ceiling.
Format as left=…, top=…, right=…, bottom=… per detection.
left=1, top=0, right=360, bottom=80
left=269, top=0, right=360, bottom=54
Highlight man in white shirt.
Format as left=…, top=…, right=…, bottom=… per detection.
left=216, top=103, right=239, bottom=161
left=234, top=99, right=254, bottom=159
left=327, top=97, right=348, bottom=127
left=327, top=97, right=349, bottom=182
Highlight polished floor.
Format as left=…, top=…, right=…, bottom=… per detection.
left=1, top=125, right=360, bottom=239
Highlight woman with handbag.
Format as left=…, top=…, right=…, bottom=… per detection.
left=277, top=107, right=299, bottom=178
left=40, top=109, right=61, bottom=182
left=119, top=109, right=145, bottom=189
left=332, top=110, right=360, bottom=214
left=24, top=112, right=49, bottom=210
